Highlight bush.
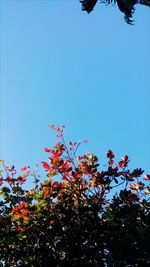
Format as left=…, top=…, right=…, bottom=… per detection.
left=0, top=125, right=150, bottom=266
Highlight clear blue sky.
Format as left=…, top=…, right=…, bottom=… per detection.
left=0, top=1, right=150, bottom=176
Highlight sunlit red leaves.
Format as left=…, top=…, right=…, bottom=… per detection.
left=124, top=155, right=130, bottom=165
left=69, top=142, right=77, bottom=146
left=69, top=139, right=87, bottom=153
left=1, top=124, right=150, bottom=264
left=49, top=148, right=64, bottom=158
left=43, top=143, right=72, bottom=179
left=43, top=186, right=52, bottom=197
left=20, top=166, right=28, bottom=172
left=44, top=148, right=51, bottom=153
left=48, top=124, right=56, bottom=131
left=12, top=245, right=19, bottom=249
left=42, top=161, right=51, bottom=170
left=50, top=220, right=55, bottom=224
left=11, top=202, right=32, bottom=220
left=16, top=226, right=23, bottom=231
left=130, top=182, right=144, bottom=190
left=43, top=144, right=65, bottom=170
left=71, top=170, right=83, bottom=180
left=117, top=155, right=129, bottom=168
left=130, top=183, right=139, bottom=190
left=42, top=158, right=61, bottom=172
left=69, top=142, right=77, bottom=151
left=144, top=174, right=150, bottom=181
left=49, top=158, right=64, bottom=169
left=48, top=124, right=65, bottom=138
left=59, top=161, right=72, bottom=173
left=41, top=178, right=66, bottom=198
left=11, top=202, right=27, bottom=213
left=91, top=180, right=95, bottom=187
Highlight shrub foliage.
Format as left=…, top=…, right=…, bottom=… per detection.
left=0, top=125, right=150, bottom=266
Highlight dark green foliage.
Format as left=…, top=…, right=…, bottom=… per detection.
left=80, top=0, right=150, bottom=24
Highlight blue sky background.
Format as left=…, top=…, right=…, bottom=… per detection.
left=0, top=0, right=150, bottom=179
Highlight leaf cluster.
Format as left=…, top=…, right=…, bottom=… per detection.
left=0, top=126, right=150, bottom=266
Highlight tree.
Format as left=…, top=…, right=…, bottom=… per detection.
left=80, top=0, right=150, bottom=24
left=0, top=125, right=150, bottom=266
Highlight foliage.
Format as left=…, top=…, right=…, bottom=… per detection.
left=0, top=125, right=150, bottom=266
left=80, top=0, right=150, bottom=24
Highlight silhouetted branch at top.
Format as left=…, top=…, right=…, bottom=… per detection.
left=80, top=0, right=150, bottom=24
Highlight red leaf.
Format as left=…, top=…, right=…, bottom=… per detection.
left=130, top=183, right=139, bottom=190
left=144, top=174, right=150, bottom=181
left=44, top=148, right=51, bottom=152
left=50, top=220, right=55, bottom=224
left=41, top=161, right=50, bottom=170
left=21, top=166, right=28, bottom=171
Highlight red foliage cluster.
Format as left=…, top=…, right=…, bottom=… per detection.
left=0, top=126, right=149, bottom=266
